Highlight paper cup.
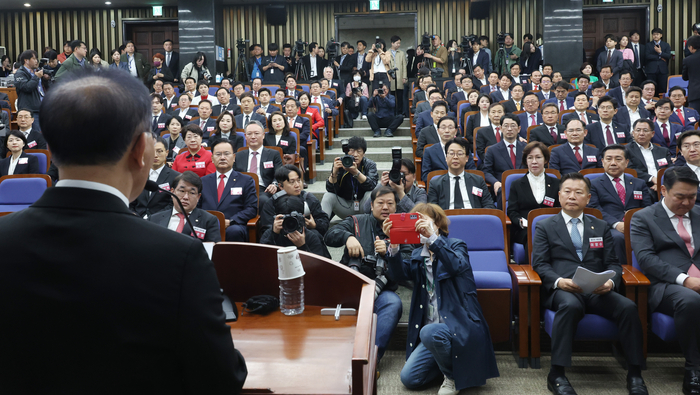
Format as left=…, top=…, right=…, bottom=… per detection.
left=277, top=246, right=306, bottom=280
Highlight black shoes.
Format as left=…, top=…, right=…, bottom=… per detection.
left=547, top=374, right=577, bottom=395
left=627, top=376, right=648, bottom=395
left=373, top=130, right=381, bottom=138
left=684, top=370, right=700, bottom=395
left=385, top=129, right=394, bottom=137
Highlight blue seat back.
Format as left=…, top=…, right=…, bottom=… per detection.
left=447, top=214, right=507, bottom=274
left=163, top=133, right=170, bottom=140
left=583, top=172, right=605, bottom=182
left=26, top=152, right=47, bottom=174
left=0, top=178, right=47, bottom=205
left=665, top=78, right=688, bottom=97
left=504, top=173, right=526, bottom=212
left=174, top=87, right=180, bottom=96
left=208, top=87, right=219, bottom=96
left=264, top=85, right=280, bottom=96
left=236, top=131, right=247, bottom=147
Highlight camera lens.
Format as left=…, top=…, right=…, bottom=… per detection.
left=342, top=155, right=355, bottom=168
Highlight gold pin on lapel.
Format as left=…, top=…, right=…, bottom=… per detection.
left=591, top=226, right=594, bottom=229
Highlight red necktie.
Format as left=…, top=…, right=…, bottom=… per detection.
left=491, top=86, right=497, bottom=92
left=175, top=213, right=186, bottom=233
left=677, top=109, right=686, bottom=126
left=580, top=112, right=587, bottom=125
left=509, top=144, right=516, bottom=168
left=534, top=84, right=539, bottom=91
left=530, top=114, right=536, bottom=126
left=662, top=123, right=670, bottom=146
left=249, top=151, right=258, bottom=173
left=676, top=215, right=695, bottom=256
left=200, top=120, right=206, bottom=129
left=550, top=127, right=557, bottom=141
left=613, top=177, right=625, bottom=205
left=217, top=174, right=226, bottom=202
left=495, top=127, right=501, bottom=142
left=559, top=100, right=565, bottom=112
left=574, top=146, right=583, bottom=166
left=605, top=125, right=615, bottom=145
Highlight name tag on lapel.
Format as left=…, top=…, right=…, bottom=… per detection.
left=657, top=158, right=668, bottom=166
left=471, top=187, right=483, bottom=197
left=158, top=183, right=170, bottom=191
left=158, top=123, right=165, bottom=129
left=171, top=103, right=178, bottom=108
left=586, top=156, right=597, bottom=163
left=173, top=146, right=180, bottom=154
left=543, top=196, right=555, bottom=207
left=231, top=187, right=243, bottom=195
left=207, top=127, right=215, bottom=132
left=18, top=158, right=28, bottom=165
left=690, top=117, right=697, bottom=123
left=633, top=190, right=643, bottom=200
left=676, top=132, right=682, bottom=138
left=616, top=132, right=625, bottom=138
left=193, top=226, right=206, bottom=239
left=27, top=141, right=37, bottom=148
left=185, top=114, right=192, bottom=120
left=195, top=161, right=205, bottom=169
left=295, top=122, right=303, bottom=128
left=589, top=237, right=604, bottom=249
left=263, top=161, right=274, bottom=169
left=280, top=140, right=288, bottom=146
left=559, top=134, right=567, bottom=139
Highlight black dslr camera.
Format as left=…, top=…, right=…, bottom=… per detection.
left=348, top=253, right=389, bottom=297
left=387, top=67, right=398, bottom=80
left=38, top=58, right=55, bottom=78
left=274, top=193, right=306, bottom=236
left=282, top=211, right=305, bottom=236
left=375, top=36, right=384, bottom=51
left=388, top=147, right=404, bottom=185
left=341, top=139, right=354, bottom=168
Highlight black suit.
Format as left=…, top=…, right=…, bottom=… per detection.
left=300, top=55, right=328, bottom=79
left=212, top=102, right=241, bottom=117
left=191, top=118, right=217, bottom=140
left=129, top=166, right=180, bottom=218
left=148, top=207, right=221, bottom=242
left=263, top=132, right=297, bottom=155
left=507, top=173, right=560, bottom=247
left=561, top=111, right=599, bottom=128
left=427, top=172, right=495, bottom=210
left=645, top=40, right=672, bottom=94
left=464, top=113, right=490, bottom=146
left=683, top=51, right=700, bottom=111
left=0, top=186, right=246, bottom=392
left=584, top=121, right=630, bottom=150
left=150, top=112, right=172, bottom=135
left=235, top=112, right=267, bottom=130
left=475, top=126, right=501, bottom=163
left=207, top=131, right=245, bottom=153
left=163, top=51, right=180, bottom=82
left=0, top=152, right=40, bottom=176
left=233, top=147, right=283, bottom=209
left=415, top=125, right=439, bottom=158
left=532, top=212, right=644, bottom=367
left=501, top=99, right=519, bottom=114
left=529, top=124, right=566, bottom=147
left=625, top=142, right=671, bottom=188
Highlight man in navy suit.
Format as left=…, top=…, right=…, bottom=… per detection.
left=449, top=76, right=473, bottom=113
left=284, top=99, right=311, bottom=172
left=233, top=122, right=283, bottom=210
left=614, top=87, right=650, bottom=133
left=517, top=92, right=542, bottom=138
left=652, top=98, right=683, bottom=159
left=567, top=75, right=591, bottom=98
left=501, top=84, right=524, bottom=114
left=607, top=71, right=633, bottom=108
left=535, top=74, right=555, bottom=102
left=645, top=28, right=672, bottom=95
left=415, top=90, right=445, bottom=135
left=563, top=92, right=600, bottom=127
left=545, top=81, right=575, bottom=111
left=253, top=88, right=276, bottom=120
left=192, top=100, right=217, bottom=140
left=550, top=119, right=600, bottom=175
left=597, top=34, right=624, bottom=84
left=162, top=82, right=179, bottom=113
left=669, top=86, right=700, bottom=131
left=483, top=114, right=526, bottom=205
left=683, top=35, right=700, bottom=112
left=235, top=92, right=267, bottom=130
left=626, top=119, right=672, bottom=195
left=12, top=109, right=47, bottom=155
left=509, top=63, right=528, bottom=85
left=480, top=72, right=500, bottom=95
left=489, top=73, right=512, bottom=102
left=416, top=101, right=449, bottom=158
left=523, top=70, right=542, bottom=93
left=588, top=144, right=653, bottom=264
left=200, top=139, right=258, bottom=242
left=421, top=117, right=476, bottom=181
left=678, top=131, right=700, bottom=204
left=469, top=42, right=490, bottom=77
left=162, top=39, right=180, bottom=83
left=530, top=103, right=566, bottom=147
left=584, top=96, right=630, bottom=150
left=130, top=137, right=180, bottom=218
left=475, top=102, right=506, bottom=162
left=532, top=172, right=647, bottom=395
left=283, top=75, right=302, bottom=99
left=471, top=65, right=488, bottom=89
left=149, top=94, right=172, bottom=135
left=212, top=88, right=241, bottom=117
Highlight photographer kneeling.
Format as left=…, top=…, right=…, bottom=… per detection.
left=364, top=158, right=427, bottom=213
left=384, top=203, right=499, bottom=395
left=367, top=83, right=403, bottom=138
left=325, top=186, right=411, bottom=362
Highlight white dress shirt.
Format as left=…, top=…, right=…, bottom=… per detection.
left=7, top=155, right=20, bottom=175
left=448, top=171, right=472, bottom=209
left=527, top=171, right=546, bottom=204
left=309, top=55, right=317, bottom=77
left=600, top=120, right=617, bottom=145
left=311, top=95, right=325, bottom=112
left=688, top=163, right=700, bottom=182
left=56, top=179, right=129, bottom=207
left=637, top=143, right=657, bottom=182
left=499, top=89, right=510, bottom=101
left=479, top=113, right=490, bottom=128
left=247, top=146, right=265, bottom=186
left=216, top=168, right=233, bottom=191
left=626, top=106, right=641, bottom=131
left=661, top=198, right=694, bottom=286
left=149, top=164, right=165, bottom=182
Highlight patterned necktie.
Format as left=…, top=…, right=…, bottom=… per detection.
left=662, top=123, right=670, bottom=145
left=550, top=127, right=557, bottom=141
left=509, top=144, right=516, bottom=168
left=677, top=109, right=686, bottom=126
left=249, top=151, right=258, bottom=173
left=613, top=177, right=625, bottom=205
left=217, top=174, right=226, bottom=202
left=453, top=176, right=464, bottom=209
left=530, top=114, right=536, bottom=127
left=244, top=115, right=250, bottom=127
left=605, top=125, right=615, bottom=145
left=676, top=215, right=695, bottom=256
left=175, top=213, right=186, bottom=233
left=571, top=218, right=583, bottom=260
left=574, top=146, right=583, bottom=166
left=200, top=119, right=206, bottom=130
left=560, top=100, right=565, bottom=112
left=606, top=50, right=612, bottom=65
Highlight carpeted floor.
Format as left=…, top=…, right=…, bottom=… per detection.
left=377, top=351, right=685, bottom=394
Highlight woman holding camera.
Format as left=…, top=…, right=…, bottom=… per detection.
left=446, top=39, right=463, bottom=77
left=180, top=51, right=212, bottom=83
left=345, top=70, right=370, bottom=120
left=384, top=203, right=499, bottom=395
left=366, top=38, right=393, bottom=92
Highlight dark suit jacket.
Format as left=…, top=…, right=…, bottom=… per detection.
left=21, top=129, right=48, bottom=151
left=535, top=90, right=554, bottom=101
left=549, top=143, right=600, bottom=175
left=483, top=140, right=526, bottom=185
left=163, top=51, right=180, bottom=81
left=235, top=112, right=267, bottom=130
left=606, top=86, right=626, bottom=107
left=501, top=99, right=519, bottom=114
left=584, top=121, right=630, bottom=149
left=464, top=112, right=490, bottom=145
left=683, top=51, right=700, bottom=102
left=416, top=125, right=440, bottom=158
left=287, top=115, right=312, bottom=144
left=190, top=117, right=218, bottom=140
left=301, top=55, right=328, bottom=79
left=471, top=50, right=490, bottom=74
left=613, top=105, right=651, bottom=130
left=631, top=204, right=700, bottom=311
left=530, top=124, right=566, bottom=146
left=625, top=142, right=671, bottom=185
left=421, top=143, right=477, bottom=181
left=597, top=49, right=624, bottom=80
left=151, top=112, right=172, bottom=134
left=532, top=213, right=622, bottom=301
left=120, top=52, right=150, bottom=80
left=0, top=186, right=246, bottom=393
left=507, top=173, right=561, bottom=234
left=207, top=132, right=245, bottom=152
left=480, top=85, right=499, bottom=95
left=588, top=174, right=653, bottom=226
left=518, top=111, right=543, bottom=138
left=651, top=121, right=682, bottom=157
left=200, top=170, right=258, bottom=225
left=129, top=166, right=180, bottom=218
left=414, top=111, right=434, bottom=137
left=449, top=91, right=467, bottom=114
left=475, top=126, right=501, bottom=162
left=164, top=96, right=179, bottom=113
left=211, top=102, right=241, bottom=117
left=490, top=90, right=511, bottom=103
left=562, top=111, right=600, bottom=127
left=427, top=172, right=496, bottom=210
left=0, top=152, right=39, bottom=176
left=544, top=97, right=575, bottom=110
left=263, top=132, right=297, bottom=155
left=645, top=41, right=672, bottom=75
left=567, top=89, right=591, bottom=99
left=148, top=207, right=221, bottom=242
left=233, top=147, right=283, bottom=187
left=173, top=108, right=199, bottom=124
left=669, top=107, right=700, bottom=131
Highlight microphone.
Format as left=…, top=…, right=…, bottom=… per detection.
left=144, top=180, right=201, bottom=240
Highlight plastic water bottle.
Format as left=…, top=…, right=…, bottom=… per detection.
left=279, top=276, right=304, bottom=315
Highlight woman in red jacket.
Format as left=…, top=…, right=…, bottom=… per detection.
left=171, top=124, right=215, bottom=177
left=298, top=92, right=324, bottom=140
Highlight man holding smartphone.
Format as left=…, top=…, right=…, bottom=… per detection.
left=645, top=28, right=672, bottom=96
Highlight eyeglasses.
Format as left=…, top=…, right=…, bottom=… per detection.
left=174, top=188, right=198, bottom=197
left=682, top=142, right=700, bottom=150
left=213, top=151, right=233, bottom=157
left=598, top=105, right=614, bottom=110
left=446, top=151, right=466, bottom=157
left=438, top=125, right=456, bottom=131
left=155, top=149, right=166, bottom=154
left=501, top=124, right=519, bottom=130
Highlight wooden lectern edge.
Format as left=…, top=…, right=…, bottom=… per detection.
left=352, top=282, right=376, bottom=362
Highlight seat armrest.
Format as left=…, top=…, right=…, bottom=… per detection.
left=247, top=215, right=260, bottom=242
left=621, top=264, right=651, bottom=286
left=509, top=264, right=542, bottom=286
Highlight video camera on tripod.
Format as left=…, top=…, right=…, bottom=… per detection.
left=326, top=38, right=340, bottom=59
left=461, top=35, right=478, bottom=52
left=420, top=33, right=434, bottom=51
left=294, top=39, right=308, bottom=58
left=236, top=38, right=250, bottom=52
left=496, top=32, right=512, bottom=48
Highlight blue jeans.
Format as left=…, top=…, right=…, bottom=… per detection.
left=400, top=323, right=453, bottom=389
left=374, top=290, right=402, bottom=362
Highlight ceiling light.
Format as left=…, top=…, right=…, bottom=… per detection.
left=24, top=3, right=31, bottom=6
left=105, top=1, right=111, bottom=4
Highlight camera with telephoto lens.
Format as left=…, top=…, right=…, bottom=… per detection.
left=387, top=67, right=398, bottom=80
left=388, top=147, right=404, bottom=185
left=282, top=211, right=305, bottom=236
left=273, top=193, right=306, bottom=236
left=236, top=38, right=249, bottom=52
left=420, top=33, right=433, bottom=51
left=341, top=139, right=355, bottom=168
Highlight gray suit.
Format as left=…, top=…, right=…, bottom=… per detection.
left=148, top=207, right=222, bottom=242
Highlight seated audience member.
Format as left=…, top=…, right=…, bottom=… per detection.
left=449, top=75, right=474, bottom=113
left=471, top=64, right=488, bottom=88
left=607, top=71, right=633, bottom=108
left=510, top=63, right=527, bottom=85
left=171, top=124, right=215, bottom=177
left=232, top=121, right=282, bottom=210
left=249, top=77, right=262, bottom=97
left=174, top=94, right=197, bottom=123
left=428, top=137, right=496, bottom=209
left=194, top=100, right=217, bottom=140
left=182, top=77, right=197, bottom=99
left=517, top=92, right=543, bottom=138
left=322, top=67, right=345, bottom=104
left=387, top=203, right=499, bottom=394
left=530, top=103, right=566, bottom=147
left=598, top=65, right=618, bottom=90
left=588, top=144, right=652, bottom=264
left=577, top=62, right=598, bottom=86
left=284, top=99, right=311, bottom=170
left=415, top=89, right=446, bottom=135
left=191, top=81, right=219, bottom=107
left=12, top=109, right=47, bottom=154
left=507, top=141, right=560, bottom=252
left=549, top=119, right=600, bottom=175
left=480, top=72, right=499, bottom=95
left=535, top=74, right=554, bottom=101
left=235, top=92, right=267, bottom=130
left=272, top=89, right=287, bottom=107
left=630, top=166, right=700, bottom=395
left=298, top=92, right=324, bottom=139
left=309, top=80, right=338, bottom=119
left=200, top=139, right=258, bottom=242
left=567, top=75, right=591, bottom=98
left=501, top=83, right=524, bottom=113
left=562, top=92, right=600, bottom=127
left=422, top=117, right=476, bottom=181
left=150, top=94, right=171, bottom=135
left=542, top=63, right=553, bottom=77
left=678, top=131, right=700, bottom=204
left=416, top=101, right=449, bottom=158
left=164, top=116, right=186, bottom=162
left=231, top=82, right=245, bottom=105
left=148, top=171, right=220, bottom=242
left=640, top=80, right=659, bottom=111
left=321, top=136, right=378, bottom=219
left=412, top=75, right=433, bottom=113
left=669, top=86, right=700, bottom=131
left=367, top=84, right=402, bottom=138
left=652, top=98, right=682, bottom=159
left=0, top=130, right=40, bottom=176
left=614, top=87, right=650, bottom=132
left=129, top=137, right=180, bottom=218
left=475, top=102, right=506, bottom=162
left=552, top=72, right=564, bottom=83
left=524, top=69, right=543, bottom=92
left=544, top=81, right=575, bottom=111
left=254, top=88, right=275, bottom=119
left=464, top=94, right=493, bottom=146
left=589, top=81, right=608, bottom=110
left=626, top=119, right=671, bottom=194
left=484, top=114, right=527, bottom=201
left=208, top=112, right=244, bottom=151
left=532, top=172, right=647, bottom=395
left=366, top=159, right=427, bottom=213
left=284, top=75, right=301, bottom=99
left=162, top=82, right=178, bottom=112
left=584, top=96, right=630, bottom=149
left=443, top=73, right=462, bottom=95
left=212, top=87, right=240, bottom=117
left=325, top=186, right=409, bottom=363
left=264, top=112, right=298, bottom=158
left=489, top=73, right=512, bottom=102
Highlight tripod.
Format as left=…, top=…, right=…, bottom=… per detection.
left=460, top=51, right=474, bottom=76
left=234, top=49, right=250, bottom=82
left=295, top=55, right=308, bottom=81
left=494, top=45, right=509, bottom=75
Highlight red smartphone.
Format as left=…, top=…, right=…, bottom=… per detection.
left=389, top=213, right=421, bottom=244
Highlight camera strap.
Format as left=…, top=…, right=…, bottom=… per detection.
left=351, top=215, right=361, bottom=238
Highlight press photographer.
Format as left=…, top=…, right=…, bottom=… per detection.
left=14, top=50, right=46, bottom=130
left=421, top=34, right=448, bottom=78
left=364, top=157, right=427, bottom=213
left=367, top=83, right=403, bottom=138
left=325, top=186, right=411, bottom=363
left=366, top=37, right=393, bottom=91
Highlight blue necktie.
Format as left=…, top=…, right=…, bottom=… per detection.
left=571, top=218, right=583, bottom=260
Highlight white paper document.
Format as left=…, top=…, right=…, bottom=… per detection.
left=572, top=266, right=616, bottom=294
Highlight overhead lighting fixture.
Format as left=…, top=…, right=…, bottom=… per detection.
left=105, top=1, right=111, bottom=4
left=24, top=3, right=31, bottom=6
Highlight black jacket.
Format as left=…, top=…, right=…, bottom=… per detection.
left=148, top=207, right=221, bottom=242
left=325, top=157, right=378, bottom=201
left=129, top=166, right=181, bottom=218
left=14, top=66, right=43, bottom=112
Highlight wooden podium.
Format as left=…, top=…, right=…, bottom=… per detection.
left=212, top=242, right=377, bottom=395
